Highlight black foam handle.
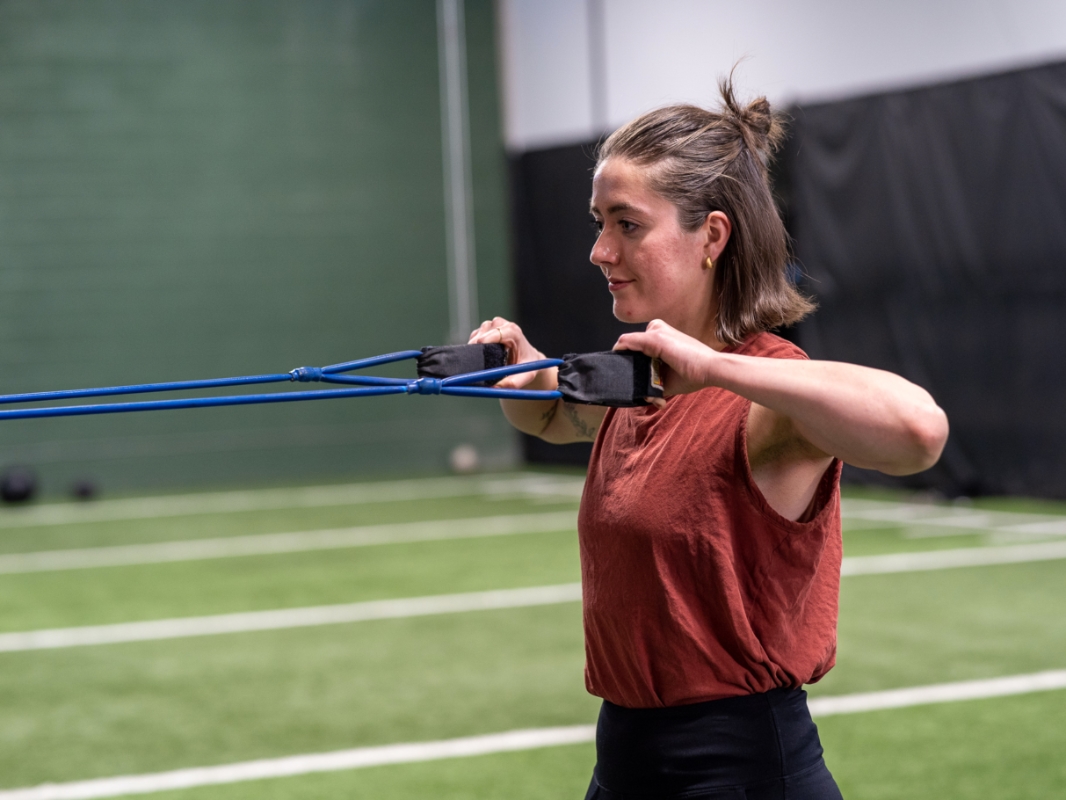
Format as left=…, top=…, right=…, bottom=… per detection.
left=557, top=350, right=664, bottom=407
left=417, top=344, right=509, bottom=382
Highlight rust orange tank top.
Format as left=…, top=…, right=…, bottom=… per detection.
left=578, top=332, right=843, bottom=708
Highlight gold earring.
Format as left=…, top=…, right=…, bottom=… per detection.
left=703, top=256, right=714, bottom=270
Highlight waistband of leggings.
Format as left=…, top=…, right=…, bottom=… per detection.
left=594, top=687, right=824, bottom=793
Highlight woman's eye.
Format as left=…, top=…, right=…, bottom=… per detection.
left=589, top=217, right=603, bottom=233
left=620, top=220, right=637, bottom=233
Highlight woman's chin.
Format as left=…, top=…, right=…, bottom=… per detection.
left=612, top=302, right=652, bottom=325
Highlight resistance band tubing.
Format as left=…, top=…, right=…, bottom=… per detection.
left=322, top=350, right=423, bottom=375
left=442, top=387, right=563, bottom=401
left=0, top=349, right=569, bottom=421
left=320, top=375, right=411, bottom=387
left=0, top=385, right=408, bottom=421
left=0, top=374, right=294, bottom=407
left=441, top=359, right=564, bottom=387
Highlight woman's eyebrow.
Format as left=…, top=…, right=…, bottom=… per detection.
left=589, top=202, right=638, bottom=215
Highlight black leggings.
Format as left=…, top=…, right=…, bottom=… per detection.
left=584, top=688, right=842, bottom=799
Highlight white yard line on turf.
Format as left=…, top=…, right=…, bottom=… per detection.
left=0, top=727, right=600, bottom=800
left=840, top=498, right=1066, bottom=540
left=0, top=584, right=584, bottom=653
left=4, top=539, right=1066, bottom=652
left=840, top=540, right=1066, bottom=575
left=2, top=522, right=1062, bottom=579
left=0, top=511, right=579, bottom=575
left=807, top=670, right=1066, bottom=716
left=0, top=473, right=585, bottom=529
left=2, top=671, right=1064, bottom=800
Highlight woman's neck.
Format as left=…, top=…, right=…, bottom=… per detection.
left=661, top=300, right=727, bottom=351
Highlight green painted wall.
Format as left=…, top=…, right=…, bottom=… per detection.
left=0, top=0, right=514, bottom=494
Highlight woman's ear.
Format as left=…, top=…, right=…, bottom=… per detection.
left=703, top=211, right=732, bottom=261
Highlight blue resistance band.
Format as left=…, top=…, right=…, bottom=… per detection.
left=0, top=349, right=565, bottom=421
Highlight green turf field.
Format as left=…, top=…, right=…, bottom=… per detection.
left=0, top=471, right=1064, bottom=799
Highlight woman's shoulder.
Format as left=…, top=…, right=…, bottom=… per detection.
left=731, top=331, right=809, bottom=361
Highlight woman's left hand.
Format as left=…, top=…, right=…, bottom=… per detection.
left=614, top=319, right=719, bottom=405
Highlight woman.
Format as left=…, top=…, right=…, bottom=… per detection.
left=470, top=78, right=948, bottom=799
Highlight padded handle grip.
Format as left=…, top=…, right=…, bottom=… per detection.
left=558, top=351, right=664, bottom=407
left=417, top=344, right=509, bottom=382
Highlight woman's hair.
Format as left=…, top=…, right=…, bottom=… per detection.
left=595, top=75, right=813, bottom=344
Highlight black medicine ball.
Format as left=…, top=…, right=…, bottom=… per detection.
left=0, top=467, right=38, bottom=503
left=71, top=479, right=99, bottom=501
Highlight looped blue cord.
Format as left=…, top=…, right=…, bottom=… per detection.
left=0, top=349, right=564, bottom=421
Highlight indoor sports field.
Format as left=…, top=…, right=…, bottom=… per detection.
left=1, top=470, right=1064, bottom=800
left=3, top=2, right=1066, bottom=799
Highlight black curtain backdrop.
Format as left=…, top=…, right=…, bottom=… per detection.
left=509, top=60, right=1066, bottom=498
left=790, top=60, right=1066, bottom=498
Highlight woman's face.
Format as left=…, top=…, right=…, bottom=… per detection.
left=589, top=158, right=719, bottom=332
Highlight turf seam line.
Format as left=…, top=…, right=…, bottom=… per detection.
left=0, top=511, right=579, bottom=574
left=0, top=473, right=584, bottom=529
left=2, top=671, right=1064, bottom=800
left=0, top=584, right=584, bottom=653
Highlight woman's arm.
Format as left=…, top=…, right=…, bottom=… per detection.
left=616, top=320, right=948, bottom=476
left=469, top=318, right=608, bottom=444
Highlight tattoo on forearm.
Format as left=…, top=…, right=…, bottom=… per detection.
left=563, top=403, right=599, bottom=441
left=538, top=402, right=559, bottom=435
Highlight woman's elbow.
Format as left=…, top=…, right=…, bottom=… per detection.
left=885, top=403, right=949, bottom=476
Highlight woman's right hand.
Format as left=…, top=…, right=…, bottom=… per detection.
left=470, top=316, right=604, bottom=443
left=468, top=317, right=556, bottom=391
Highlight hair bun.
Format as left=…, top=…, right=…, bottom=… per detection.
left=744, top=97, right=774, bottom=140
left=718, top=75, right=784, bottom=161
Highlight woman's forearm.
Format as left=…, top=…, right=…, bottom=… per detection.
left=708, top=354, right=948, bottom=475
left=498, top=367, right=606, bottom=444
left=616, top=321, right=949, bottom=476
left=467, top=317, right=605, bottom=444
left=497, top=366, right=560, bottom=438
left=501, top=397, right=561, bottom=438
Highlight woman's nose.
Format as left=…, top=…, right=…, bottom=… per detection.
left=590, top=234, right=617, bottom=267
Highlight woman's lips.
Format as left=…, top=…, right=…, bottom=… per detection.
left=608, top=280, right=633, bottom=292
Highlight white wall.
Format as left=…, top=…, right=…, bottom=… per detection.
left=499, top=0, right=1066, bottom=151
